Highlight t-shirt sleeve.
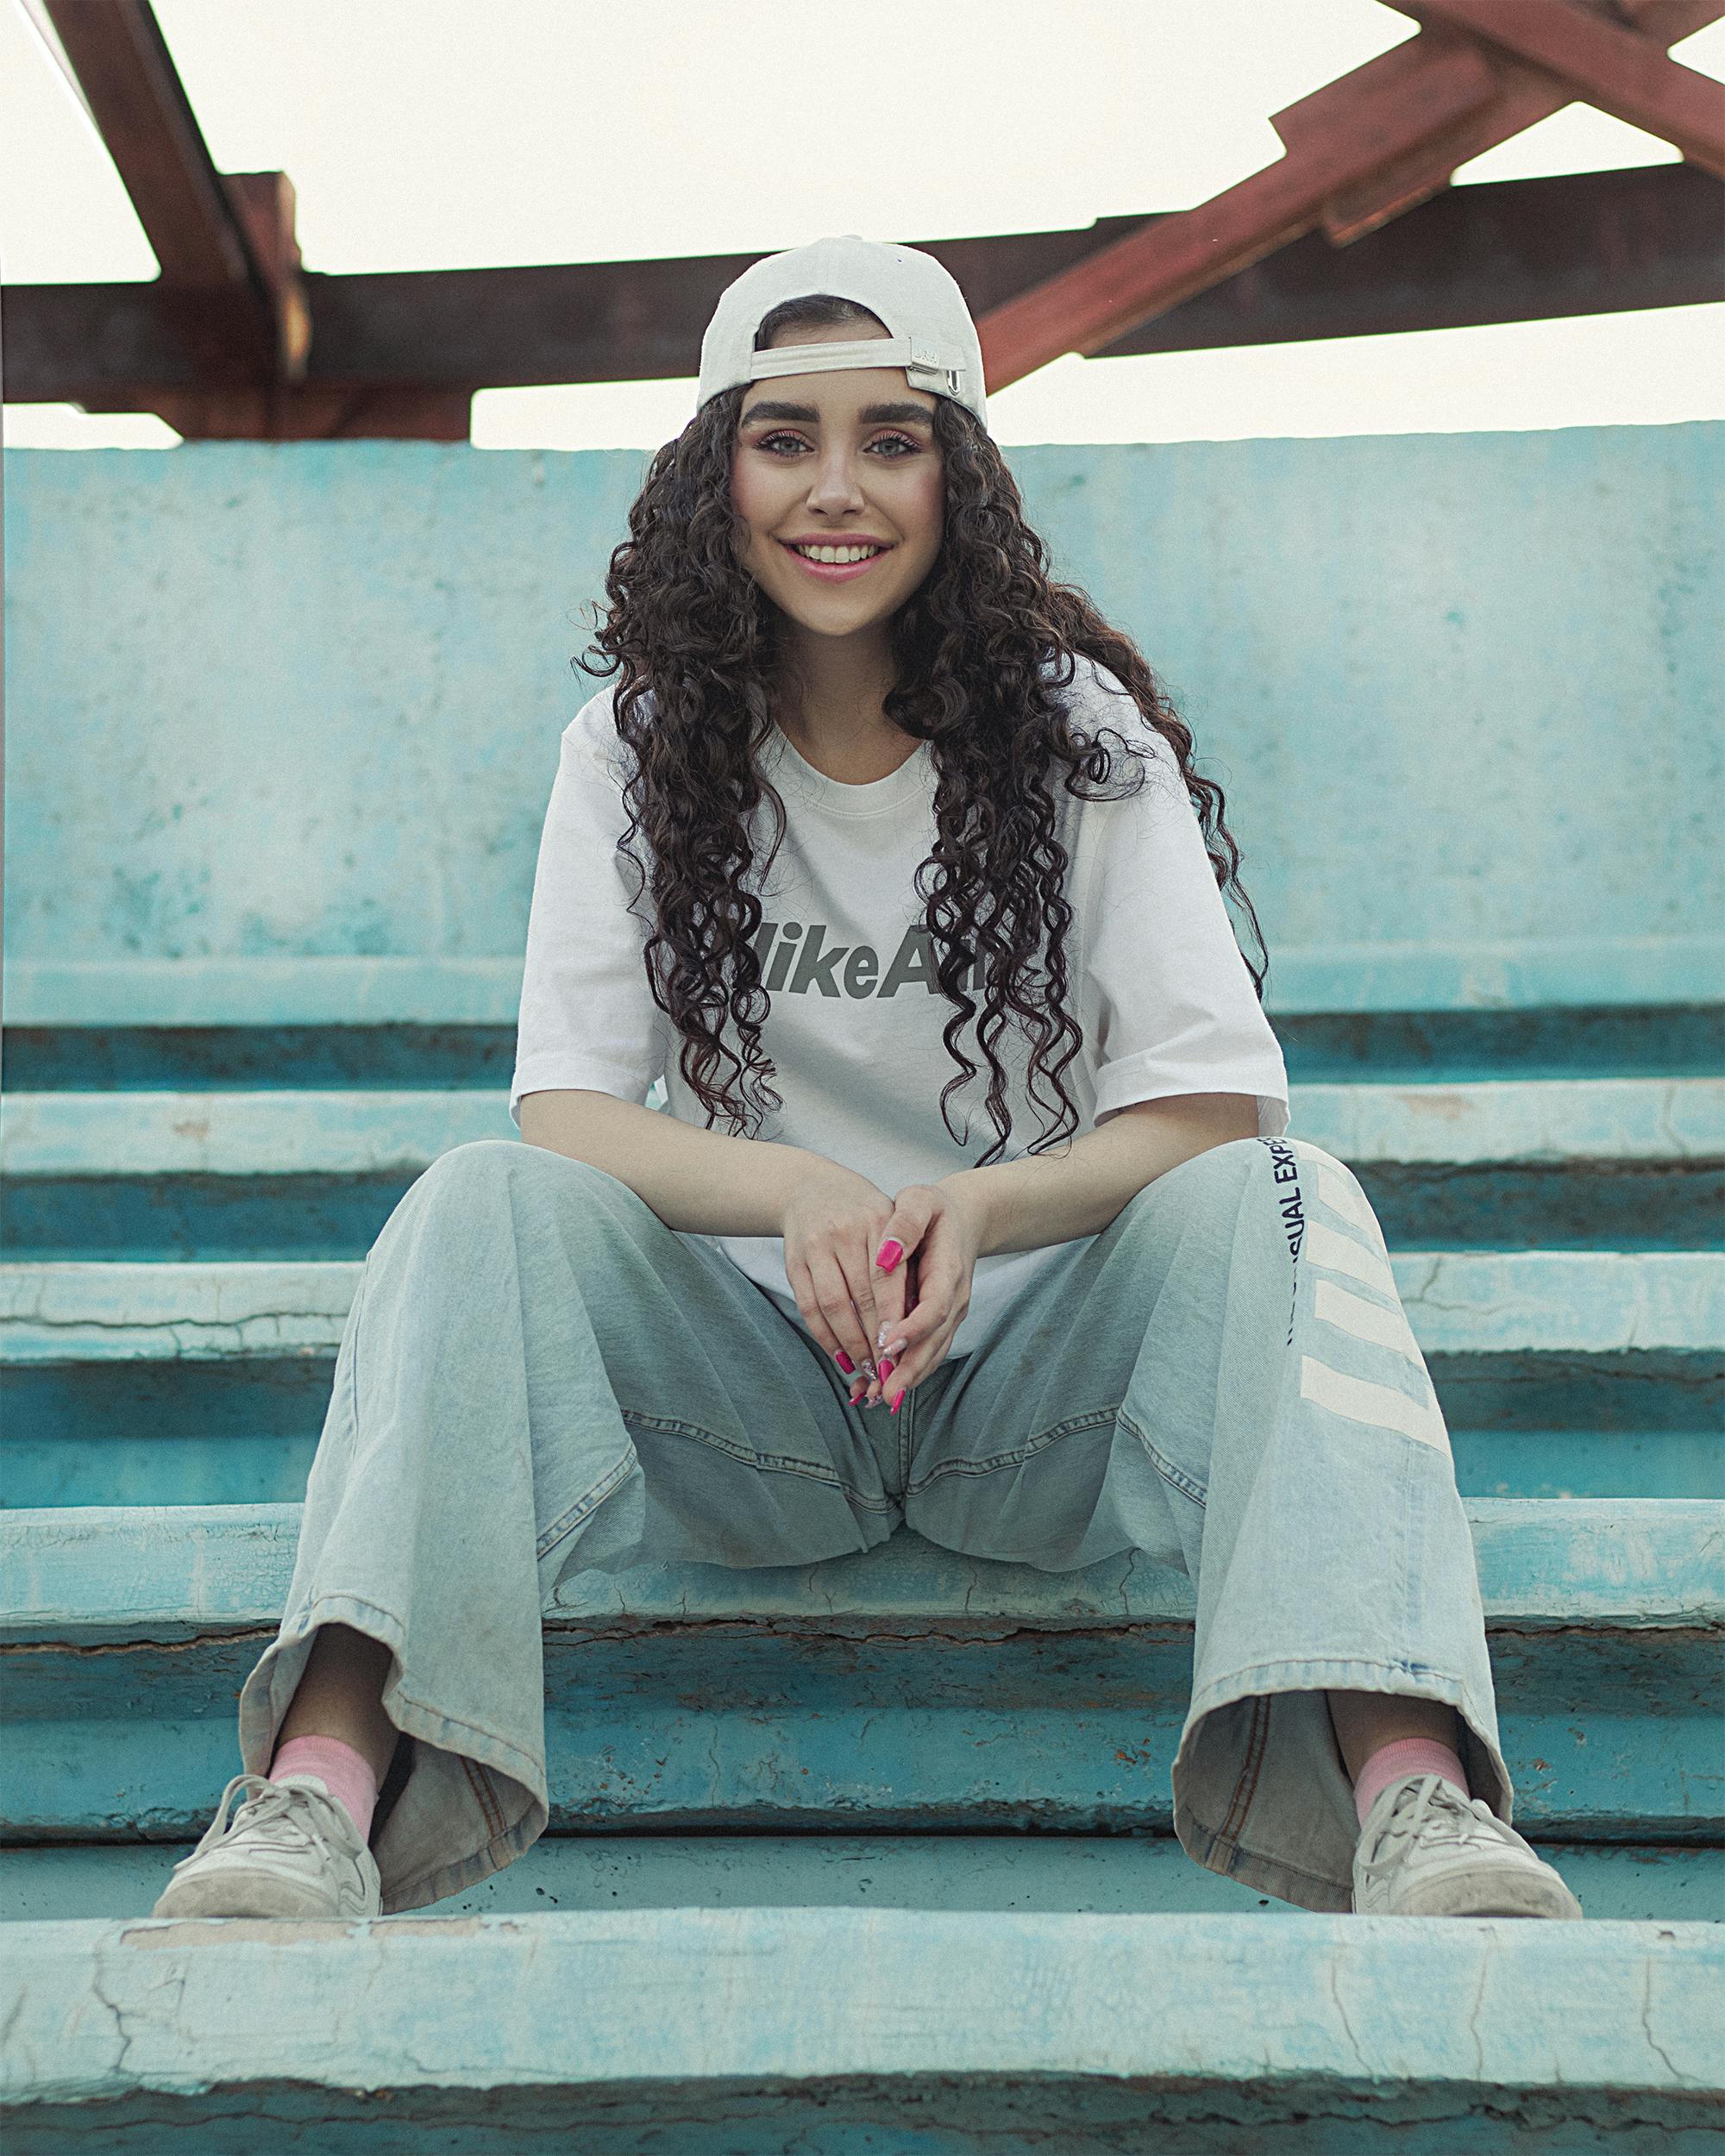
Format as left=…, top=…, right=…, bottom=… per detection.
left=1082, top=721, right=1289, bottom=1138
left=509, top=712, right=670, bottom=1128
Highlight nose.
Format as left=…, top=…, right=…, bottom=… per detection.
left=803, top=446, right=869, bottom=515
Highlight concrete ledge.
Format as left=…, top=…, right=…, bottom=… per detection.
left=9, top=938, right=1723, bottom=1023
left=3, top=1507, right=1717, bottom=1839
left=4, top=1502, right=1720, bottom=1640
left=6, top=1423, right=1719, bottom=1514
left=6, top=1075, right=1721, bottom=1173
left=2, top=1911, right=1719, bottom=2149
left=3, top=1250, right=1718, bottom=1362
left=4, top=1833, right=1720, bottom=1927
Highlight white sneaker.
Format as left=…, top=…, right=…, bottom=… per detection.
left=1352, top=1771, right=1583, bottom=1919
left=150, top=1771, right=382, bottom=1921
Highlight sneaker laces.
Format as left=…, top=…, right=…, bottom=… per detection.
left=185, top=1771, right=359, bottom=1864
left=1358, top=1771, right=1522, bottom=1882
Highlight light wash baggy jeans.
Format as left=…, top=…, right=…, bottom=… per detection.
left=234, top=1131, right=1512, bottom=1915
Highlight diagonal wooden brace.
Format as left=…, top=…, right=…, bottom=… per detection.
left=41, top=0, right=310, bottom=384
left=1320, top=0, right=1725, bottom=241
left=975, top=39, right=1504, bottom=391
left=1400, top=0, right=1725, bottom=175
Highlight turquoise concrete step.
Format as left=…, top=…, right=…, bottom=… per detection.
left=3, top=1910, right=1718, bottom=2152
left=6, top=1249, right=1715, bottom=1361
left=3, top=1241, right=1716, bottom=1501
left=13, top=944, right=1725, bottom=1026
left=8, top=1076, right=1718, bottom=1172
left=5, top=1076, right=1720, bottom=1256
left=3, top=1506, right=1718, bottom=1841
left=6, top=1417, right=1717, bottom=1511
left=15, top=1422, right=1719, bottom=1509
left=5, top=1832, right=1720, bottom=1927
left=9, top=1001, right=1723, bottom=1094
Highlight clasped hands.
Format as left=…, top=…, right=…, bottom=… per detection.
left=780, top=1164, right=983, bottom=1411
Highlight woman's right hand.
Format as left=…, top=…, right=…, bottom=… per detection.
left=781, top=1164, right=909, bottom=1401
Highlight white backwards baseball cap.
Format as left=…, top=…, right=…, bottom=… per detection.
left=696, top=234, right=988, bottom=432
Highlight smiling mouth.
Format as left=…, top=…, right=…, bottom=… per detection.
left=778, top=540, right=894, bottom=577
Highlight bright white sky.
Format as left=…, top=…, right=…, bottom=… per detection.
left=3, top=0, right=1721, bottom=449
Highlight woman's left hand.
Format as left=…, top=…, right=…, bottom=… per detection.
left=862, top=1180, right=984, bottom=1408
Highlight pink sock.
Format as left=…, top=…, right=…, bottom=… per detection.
left=268, top=1733, right=380, bottom=1846
left=1352, top=1735, right=1469, bottom=1827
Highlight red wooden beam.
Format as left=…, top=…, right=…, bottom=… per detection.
left=1320, top=0, right=1722, bottom=241
left=1402, top=0, right=1725, bottom=173
left=16, top=0, right=1720, bottom=436
left=975, top=0, right=1723, bottom=397
left=9, top=167, right=1718, bottom=421
left=296, top=170, right=1719, bottom=374
left=41, top=0, right=253, bottom=287
left=975, top=36, right=1503, bottom=393
left=38, top=0, right=308, bottom=386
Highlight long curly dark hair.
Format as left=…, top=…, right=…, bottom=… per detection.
left=578, top=291, right=1270, bottom=1169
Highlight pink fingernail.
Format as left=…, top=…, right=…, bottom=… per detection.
left=878, top=1357, right=894, bottom=1382
left=834, top=1350, right=856, bottom=1375
left=890, top=1388, right=906, bottom=1414
left=876, top=1240, right=903, bottom=1271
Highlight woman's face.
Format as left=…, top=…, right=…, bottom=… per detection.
left=731, top=322, right=945, bottom=640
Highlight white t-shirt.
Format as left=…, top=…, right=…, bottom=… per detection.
left=511, top=654, right=1290, bottom=1357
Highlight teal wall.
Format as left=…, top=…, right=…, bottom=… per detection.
left=5, top=424, right=1719, bottom=1023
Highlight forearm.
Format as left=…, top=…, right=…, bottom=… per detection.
left=518, top=1088, right=849, bottom=1238
left=941, top=1094, right=1261, bottom=1258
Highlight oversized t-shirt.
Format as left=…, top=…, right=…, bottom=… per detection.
left=510, top=654, right=1290, bottom=1357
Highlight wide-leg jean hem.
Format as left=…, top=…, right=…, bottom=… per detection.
left=1172, top=1651, right=1514, bottom=1912
left=235, top=1589, right=551, bottom=1917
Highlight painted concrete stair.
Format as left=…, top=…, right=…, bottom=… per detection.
left=9, top=1826, right=1721, bottom=1929
left=6, top=1071, right=1716, bottom=1504
left=4, top=1910, right=1720, bottom=2153
left=3, top=419, right=1722, bottom=2146
left=2, top=1501, right=1719, bottom=1925
left=3, top=1241, right=1718, bottom=1506
left=6, top=1074, right=1721, bottom=1255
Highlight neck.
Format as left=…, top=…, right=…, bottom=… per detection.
left=772, top=624, right=907, bottom=763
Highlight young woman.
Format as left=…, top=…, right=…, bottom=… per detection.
left=153, top=236, right=1581, bottom=1925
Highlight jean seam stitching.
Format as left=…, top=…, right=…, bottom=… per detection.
left=902, top=1408, right=1118, bottom=1495
left=619, top=1413, right=897, bottom=1513
left=389, top=1808, right=537, bottom=1914
left=385, top=1677, right=545, bottom=1777
left=1216, top=1692, right=1273, bottom=1849
left=343, top=1261, right=367, bottom=1457
left=459, top=1751, right=507, bottom=1842
left=536, top=1450, right=638, bottom=1562
left=1189, top=1821, right=1351, bottom=1898
left=900, top=1407, right=1211, bottom=1511
left=1194, top=1656, right=1477, bottom=1695
left=621, top=1411, right=838, bottom=1478
left=1121, top=1410, right=1211, bottom=1509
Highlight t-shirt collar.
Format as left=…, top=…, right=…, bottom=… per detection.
left=749, top=682, right=932, bottom=816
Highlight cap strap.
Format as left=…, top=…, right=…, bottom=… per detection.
left=744, top=336, right=963, bottom=398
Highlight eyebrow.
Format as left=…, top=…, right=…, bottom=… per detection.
left=740, top=398, right=938, bottom=429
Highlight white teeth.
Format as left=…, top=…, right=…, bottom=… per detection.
left=790, top=543, right=884, bottom=564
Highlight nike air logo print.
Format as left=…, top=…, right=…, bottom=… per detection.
left=750, top=920, right=979, bottom=999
